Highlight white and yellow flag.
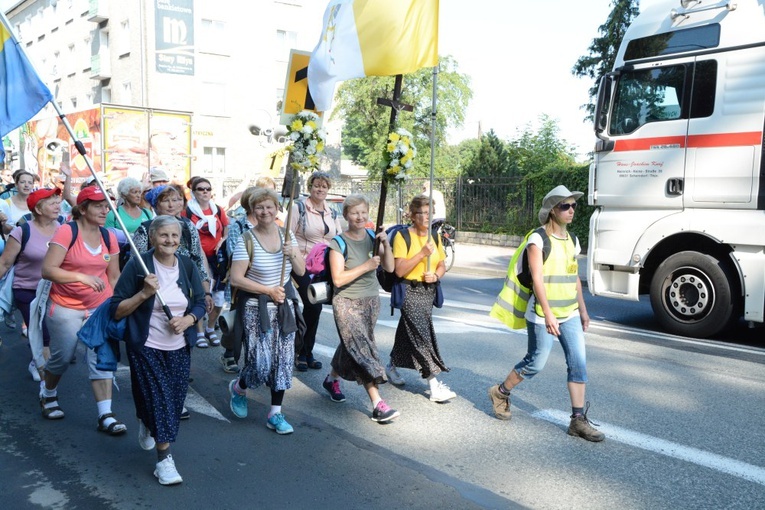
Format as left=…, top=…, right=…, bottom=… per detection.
left=307, top=0, right=439, bottom=112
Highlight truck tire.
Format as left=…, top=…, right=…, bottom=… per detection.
left=650, top=251, right=738, bottom=338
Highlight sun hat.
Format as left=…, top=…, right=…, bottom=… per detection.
left=150, top=167, right=170, bottom=183
left=76, top=186, right=107, bottom=205
left=27, top=188, right=61, bottom=211
left=538, top=185, right=584, bottom=225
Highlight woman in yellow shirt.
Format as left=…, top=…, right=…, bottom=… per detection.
left=386, top=196, right=456, bottom=403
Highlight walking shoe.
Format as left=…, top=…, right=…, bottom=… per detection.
left=371, top=400, right=400, bottom=423
left=220, top=355, right=238, bottom=374
left=567, top=403, right=605, bottom=442
left=154, top=455, right=183, bottom=485
left=28, top=360, right=41, bottom=382
left=488, top=385, right=512, bottom=420
left=229, top=379, right=248, bottom=419
left=385, top=362, right=405, bottom=386
left=429, top=381, right=457, bottom=403
left=322, top=378, right=346, bottom=403
left=180, top=407, right=190, bottom=420
left=266, top=413, right=294, bottom=434
left=138, top=420, right=156, bottom=451
left=4, top=313, right=16, bottom=329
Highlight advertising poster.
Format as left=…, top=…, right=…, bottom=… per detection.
left=102, top=106, right=150, bottom=183
left=155, top=0, right=195, bottom=75
left=150, top=110, right=192, bottom=184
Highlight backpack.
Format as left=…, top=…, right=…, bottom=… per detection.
left=379, top=224, right=442, bottom=293
left=295, top=199, right=338, bottom=236
left=307, top=228, right=375, bottom=305
left=517, top=227, right=577, bottom=287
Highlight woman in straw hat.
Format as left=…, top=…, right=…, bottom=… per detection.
left=488, top=185, right=605, bottom=442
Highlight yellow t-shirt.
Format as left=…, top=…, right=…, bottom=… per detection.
left=392, top=228, right=445, bottom=281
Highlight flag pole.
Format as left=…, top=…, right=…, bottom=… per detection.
left=0, top=13, right=173, bottom=319
left=426, top=65, right=438, bottom=273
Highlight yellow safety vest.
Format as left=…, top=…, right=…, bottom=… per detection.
left=490, top=229, right=578, bottom=329
left=533, top=235, right=579, bottom=319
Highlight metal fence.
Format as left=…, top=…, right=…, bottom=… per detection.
left=222, top=175, right=535, bottom=232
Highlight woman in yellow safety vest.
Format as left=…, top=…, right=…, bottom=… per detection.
left=488, top=185, right=605, bottom=442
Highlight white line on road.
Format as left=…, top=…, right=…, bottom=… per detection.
left=532, top=409, right=765, bottom=486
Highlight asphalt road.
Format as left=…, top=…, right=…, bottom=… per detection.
left=1, top=271, right=764, bottom=509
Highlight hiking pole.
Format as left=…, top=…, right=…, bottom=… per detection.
left=49, top=101, right=174, bottom=320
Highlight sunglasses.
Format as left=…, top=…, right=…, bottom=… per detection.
left=195, top=187, right=211, bottom=192
left=556, top=202, right=577, bottom=211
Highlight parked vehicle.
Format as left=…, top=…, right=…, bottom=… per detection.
left=588, top=0, right=765, bottom=338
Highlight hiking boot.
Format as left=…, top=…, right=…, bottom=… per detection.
left=371, top=400, right=400, bottom=423
left=322, top=377, right=346, bottom=403
left=154, top=455, right=183, bottom=485
left=488, top=385, right=512, bottom=420
left=266, top=413, right=294, bottom=434
left=568, top=404, right=605, bottom=442
left=386, top=362, right=405, bottom=386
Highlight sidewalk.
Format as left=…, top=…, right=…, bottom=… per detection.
left=449, top=242, right=589, bottom=284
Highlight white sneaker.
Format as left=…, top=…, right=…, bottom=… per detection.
left=28, top=360, right=41, bottom=382
left=429, top=381, right=457, bottom=403
left=386, top=363, right=405, bottom=386
left=138, top=420, right=156, bottom=451
left=154, top=455, right=183, bottom=485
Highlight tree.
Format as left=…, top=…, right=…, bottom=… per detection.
left=460, top=130, right=513, bottom=180
left=332, top=55, right=472, bottom=178
left=572, top=0, right=640, bottom=121
left=512, top=115, right=577, bottom=175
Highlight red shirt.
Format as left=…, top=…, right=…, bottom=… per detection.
left=183, top=204, right=229, bottom=256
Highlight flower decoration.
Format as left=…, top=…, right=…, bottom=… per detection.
left=286, top=110, right=326, bottom=172
left=383, top=128, right=416, bottom=182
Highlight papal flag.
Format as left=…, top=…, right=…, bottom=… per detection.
left=308, top=0, right=439, bottom=112
left=1, top=14, right=53, bottom=137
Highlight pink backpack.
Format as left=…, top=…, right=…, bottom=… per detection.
left=305, top=242, right=330, bottom=275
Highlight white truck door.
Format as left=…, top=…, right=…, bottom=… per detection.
left=593, top=58, right=696, bottom=210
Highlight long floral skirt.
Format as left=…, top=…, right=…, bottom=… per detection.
left=240, top=302, right=294, bottom=392
left=331, top=295, right=385, bottom=385
left=390, top=283, right=449, bottom=379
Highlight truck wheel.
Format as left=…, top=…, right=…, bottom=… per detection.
left=650, top=251, right=738, bottom=338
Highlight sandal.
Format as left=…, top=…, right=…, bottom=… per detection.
left=97, top=413, right=127, bottom=435
left=295, top=356, right=308, bottom=372
left=306, top=357, right=323, bottom=370
left=40, top=396, right=65, bottom=420
left=205, top=330, right=221, bottom=347
left=196, top=337, right=210, bottom=348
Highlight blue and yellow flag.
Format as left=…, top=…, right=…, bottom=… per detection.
left=1, top=18, right=52, bottom=137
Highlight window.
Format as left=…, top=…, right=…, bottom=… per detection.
left=70, top=97, right=77, bottom=109
left=200, top=19, right=228, bottom=55
left=101, top=86, right=112, bottom=103
left=275, top=29, right=297, bottom=61
left=202, top=147, right=226, bottom=175
left=82, top=36, right=92, bottom=70
left=121, top=81, right=132, bottom=102
left=118, top=19, right=130, bottom=56
left=625, top=25, right=721, bottom=61
left=609, top=61, right=716, bottom=135
left=67, top=43, right=76, bottom=76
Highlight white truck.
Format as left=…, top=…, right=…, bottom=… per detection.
left=588, top=0, right=765, bottom=337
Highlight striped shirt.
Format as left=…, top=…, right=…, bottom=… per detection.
left=232, top=229, right=296, bottom=288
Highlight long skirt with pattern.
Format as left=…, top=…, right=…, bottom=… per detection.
left=240, top=302, right=294, bottom=391
left=128, top=345, right=190, bottom=444
left=331, top=294, right=386, bottom=385
left=390, top=283, right=449, bottom=378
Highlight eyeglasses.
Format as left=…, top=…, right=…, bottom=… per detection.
left=194, top=187, right=211, bottom=192
left=556, top=202, right=578, bottom=211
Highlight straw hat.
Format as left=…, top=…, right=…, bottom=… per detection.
left=538, top=185, right=583, bottom=225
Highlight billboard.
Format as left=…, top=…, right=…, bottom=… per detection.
left=155, top=0, right=195, bottom=75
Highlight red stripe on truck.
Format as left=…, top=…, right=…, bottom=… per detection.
left=614, top=131, right=762, bottom=151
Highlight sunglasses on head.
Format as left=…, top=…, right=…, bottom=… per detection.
left=556, top=202, right=577, bottom=211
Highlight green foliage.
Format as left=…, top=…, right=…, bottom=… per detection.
left=572, top=0, right=640, bottom=121
left=333, top=56, right=472, bottom=179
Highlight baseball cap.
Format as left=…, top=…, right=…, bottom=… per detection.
left=27, top=188, right=62, bottom=211
left=77, top=186, right=108, bottom=205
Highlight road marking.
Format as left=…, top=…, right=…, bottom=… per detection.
left=533, top=409, right=765, bottom=486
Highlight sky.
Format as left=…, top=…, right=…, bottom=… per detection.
left=2, top=0, right=664, bottom=160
